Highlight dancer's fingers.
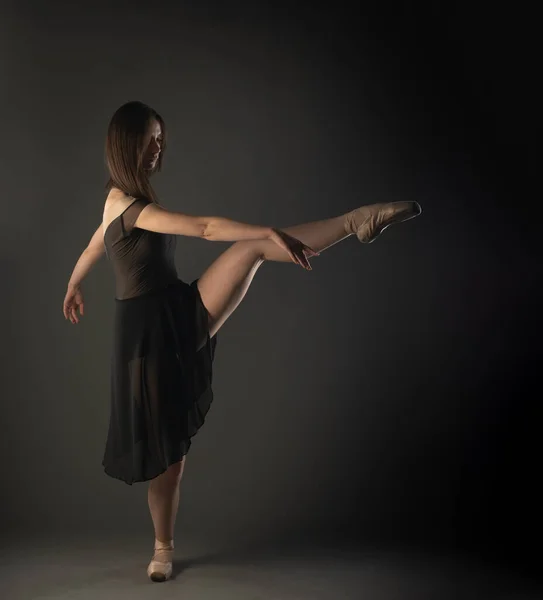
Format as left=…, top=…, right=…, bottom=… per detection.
left=302, top=250, right=313, bottom=270
left=297, top=251, right=311, bottom=270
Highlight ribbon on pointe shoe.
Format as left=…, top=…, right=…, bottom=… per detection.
left=147, top=540, right=174, bottom=582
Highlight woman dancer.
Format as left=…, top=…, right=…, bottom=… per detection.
left=62, top=101, right=421, bottom=582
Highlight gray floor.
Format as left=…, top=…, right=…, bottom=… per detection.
left=0, top=532, right=541, bottom=600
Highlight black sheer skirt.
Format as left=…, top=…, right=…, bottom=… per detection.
left=102, top=278, right=218, bottom=485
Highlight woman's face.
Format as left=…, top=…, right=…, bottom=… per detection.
left=142, top=118, right=163, bottom=171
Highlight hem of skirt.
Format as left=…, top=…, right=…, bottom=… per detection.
left=102, top=442, right=192, bottom=486
left=102, top=352, right=216, bottom=485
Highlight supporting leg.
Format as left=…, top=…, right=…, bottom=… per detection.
left=146, top=458, right=186, bottom=582
left=147, top=458, right=186, bottom=543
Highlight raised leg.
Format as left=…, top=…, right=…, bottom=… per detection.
left=197, top=212, right=351, bottom=338
left=197, top=200, right=421, bottom=338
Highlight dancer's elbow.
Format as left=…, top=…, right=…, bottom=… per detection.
left=135, top=206, right=209, bottom=239
left=202, top=217, right=220, bottom=240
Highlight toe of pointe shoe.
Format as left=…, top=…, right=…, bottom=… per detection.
left=147, top=559, right=173, bottom=582
left=390, top=200, right=423, bottom=221
left=393, top=200, right=422, bottom=218
left=411, top=201, right=422, bottom=216
left=356, top=201, right=421, bottom=243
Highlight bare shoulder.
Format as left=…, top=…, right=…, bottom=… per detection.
left=103, top=188, right=134, bottom=218
left=102, top=188, right=137, bottom=230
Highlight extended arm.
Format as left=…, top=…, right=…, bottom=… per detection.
left=133, top=203, right=274, bottom=242
left=133, top=205, right=313, bottom=267
left=67, top=223, right=105, bottom=289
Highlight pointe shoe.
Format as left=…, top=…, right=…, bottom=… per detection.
left=147, top=540, right=174, bottom=582
left=344, top=201, right=422, bottom=243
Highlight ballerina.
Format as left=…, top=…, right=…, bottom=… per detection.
left=62, top=100, right=421, bottom=582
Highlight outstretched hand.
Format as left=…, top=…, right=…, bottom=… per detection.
left=269, top=228, right=320, bottom=270
left=63, top=285, right=84, bottom=324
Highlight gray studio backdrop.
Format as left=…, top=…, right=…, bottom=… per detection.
left=0, top=5, right=532, bottom=548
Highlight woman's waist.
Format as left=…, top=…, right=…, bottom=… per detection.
left=114, top=273, right=183, bottom=302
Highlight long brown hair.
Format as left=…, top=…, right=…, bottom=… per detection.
left=104, top=101, right=167, bottom=204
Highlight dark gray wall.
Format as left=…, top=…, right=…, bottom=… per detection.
left=1, top=1, right=539, bottom=569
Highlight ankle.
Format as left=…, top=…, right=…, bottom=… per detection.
left=342, top=210, right=357, bottom=236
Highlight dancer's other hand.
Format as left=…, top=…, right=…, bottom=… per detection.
left=63, top=284, right=85, bottom=324
left=269, top=228, right=320, bottom=270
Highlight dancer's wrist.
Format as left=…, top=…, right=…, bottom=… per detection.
left=268, top=227, right=280, bottom=241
